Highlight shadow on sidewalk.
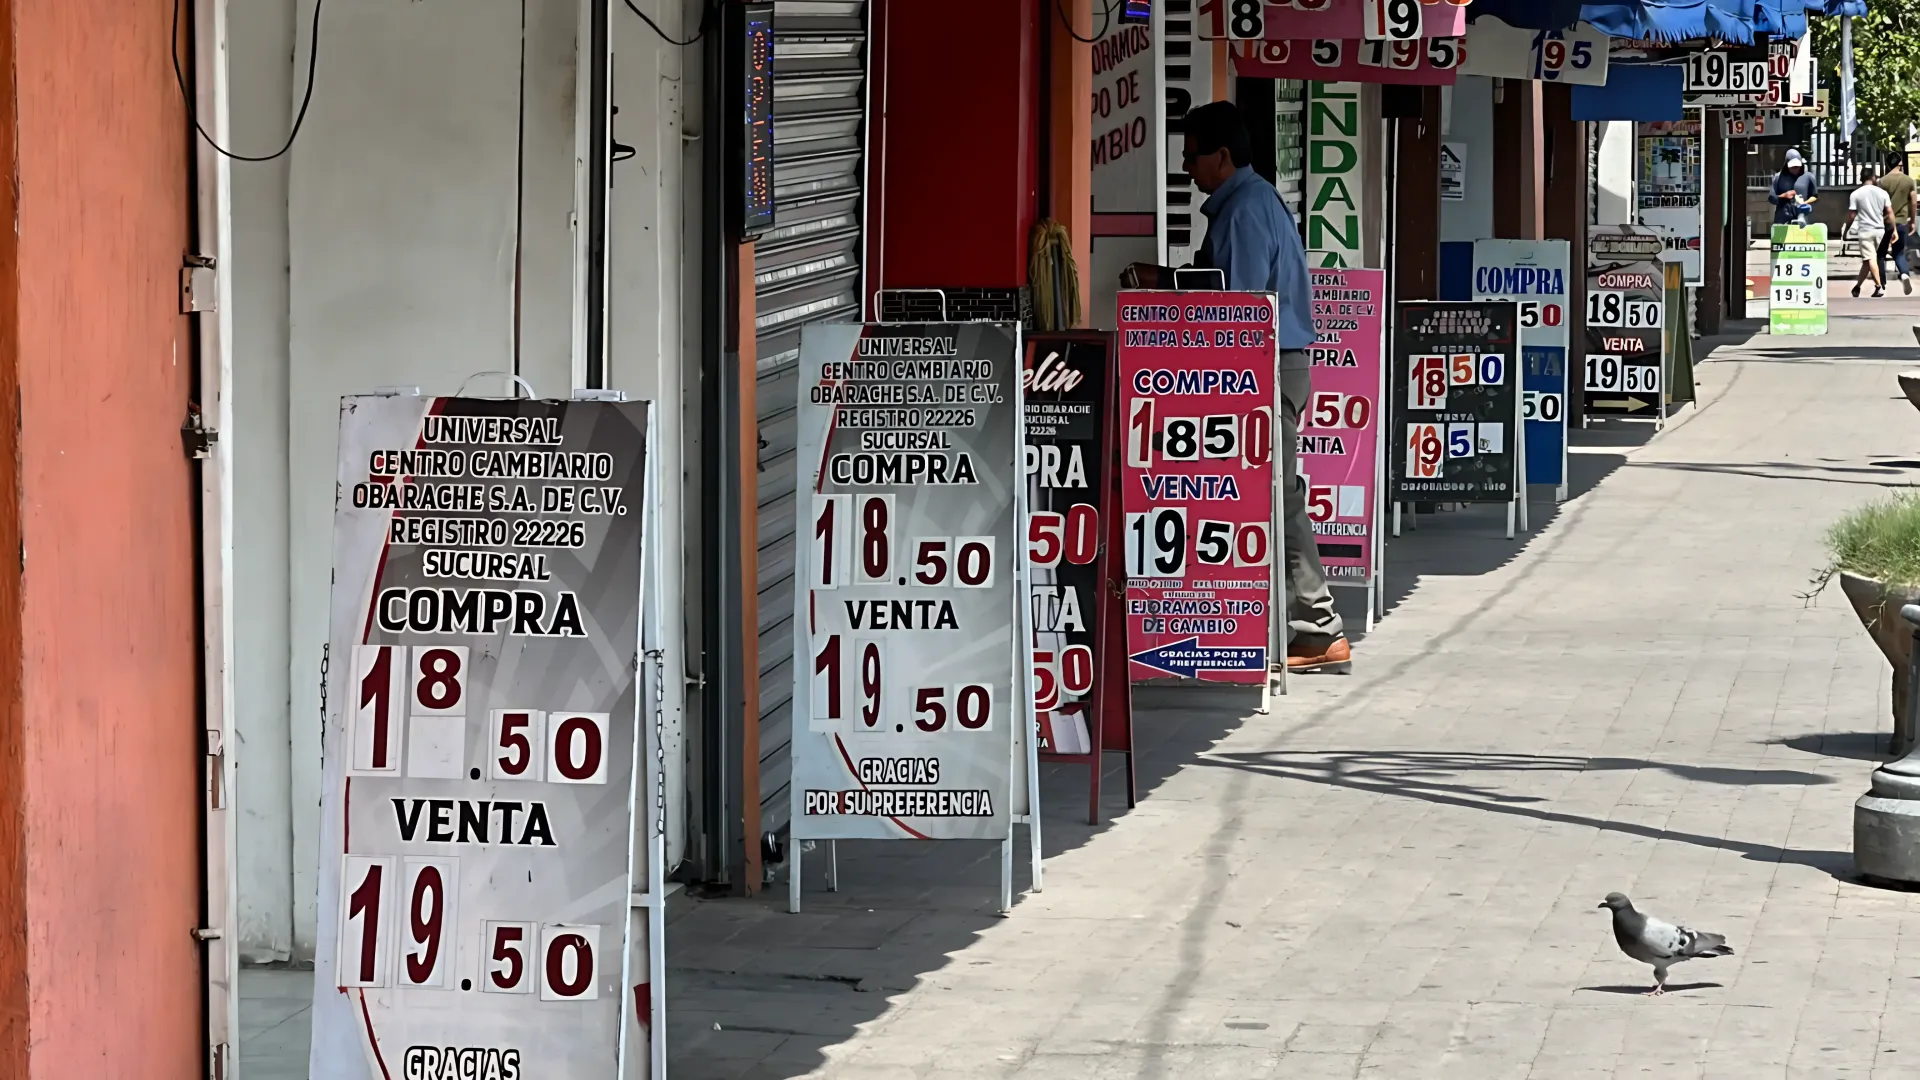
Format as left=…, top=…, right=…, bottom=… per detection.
left=1721, top=346, right=1920, bottom=364
left=1580, top=981, right=1721, bottom=995
left=1768, top=731, right=1893, bottom=760
left=1362, top=420, right=1654, bottom=635
left=665, top=682, right=1261, bottom=1080
left=1624, top=458, right=1917, bottom=487
left=1193, top=748, right=1851, bottom=877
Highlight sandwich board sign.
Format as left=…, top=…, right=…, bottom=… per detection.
left=1301, top=267, right=1387, bottom=628
left=1770, top=222, right=1829, bottom=336
left=1115, top=290, right=1279, bottom=696
left=309, top=394, right=666, bottom=1080
left=1024, top=331, right=1136, bottom=825
left=788, top=321, right=1040, bottom=913
left=1473, top=239, right=1570, bottom=504
left=1390, top=301, right=1524, bottom=539
left=1584, top=225, right=1668, bottom=417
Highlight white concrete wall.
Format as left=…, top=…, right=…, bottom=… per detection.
left=1596, top=120, right=1636, bottom=225
left=1440, top=75, right=1495, bottom=243
left=228, top=0, right=694, bottom=963
left=605, top=5, right=692, bottom=869
left=230, top=0, right=296, bottom=966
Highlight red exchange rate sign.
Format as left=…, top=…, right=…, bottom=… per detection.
left=1116, top=291, right=1277, bottom=685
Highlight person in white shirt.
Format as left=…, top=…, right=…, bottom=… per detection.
left=1850, top=165, right=1895, bottom=298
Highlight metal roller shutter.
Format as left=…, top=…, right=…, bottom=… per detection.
left=754, top=0, right=868, bottom=838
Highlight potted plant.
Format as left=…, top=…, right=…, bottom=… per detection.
left=1815, top=492, right=1920, bottom=756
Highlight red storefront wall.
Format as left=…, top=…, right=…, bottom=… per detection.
left=866, top=0, right=1045, bottom=298
left=0, top=0, right=202, bottom=1075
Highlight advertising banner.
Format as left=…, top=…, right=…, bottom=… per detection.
left=1201, top=0, right=1467, bottom=40
left=1637, top=120, right=1703, bottom=284
left=789, top=322, right=1024, bottom=843
left=1302, top=268, right=1384, bottom=589
left=1117, top=291, right=1277, bottom=685
left=310, top=395, right=656, bottom=1080
left=1306, top=82, right=1368, bottom=269
left=1228, top=38, right=1464, bottom=87
left=1459, top=18, right=1609, bottom=85
left=1584, top=226, right=1668, bottom=416
left=1089, top=19, right=1160, bottom=329
left=1022, top=333, right=1111, bottom=759
left=1389, top=301, right=1521, bottom=504
left=1472, top=239, right=1570, bottom=492
left=1770, top=223, right=1829, bottom=336
left=1719, top=110, right=1785, bottom=138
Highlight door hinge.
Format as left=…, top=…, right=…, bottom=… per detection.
left=181, top=255, right=217, bottom=315
left=182, top=404, right=218, bottom=460
left=205, top=727, right=228, bottom=810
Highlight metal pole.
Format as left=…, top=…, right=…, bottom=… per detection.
left=585, top=0, right=612, bottom=388
left=1842, top=16, right=1857, bottom=149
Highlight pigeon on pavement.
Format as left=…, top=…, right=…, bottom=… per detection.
left=1598, top=892, right=1734, bottom=995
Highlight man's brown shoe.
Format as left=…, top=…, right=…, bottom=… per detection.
left=1286, top=637, right=1352, bottom=674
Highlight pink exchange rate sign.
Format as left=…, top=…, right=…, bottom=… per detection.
left=1301, top=268, right=1385, bottom=587
left=1117, top=291, right=1277, bottom=685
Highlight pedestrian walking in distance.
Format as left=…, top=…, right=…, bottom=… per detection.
left=1599, top=893, right=1735, bottom=996
left=1849, top=165, right=1894, bottom=298
left=1877, top=153, right=1917, bottom=293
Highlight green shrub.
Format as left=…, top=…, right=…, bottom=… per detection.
left=1823, top=492, right=1920, bottom=589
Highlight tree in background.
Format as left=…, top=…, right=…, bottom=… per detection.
left=1812, top=3, right=1920, bottom=152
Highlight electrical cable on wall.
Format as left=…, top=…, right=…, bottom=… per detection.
left=624, top=0, right=718, bottom=46
left=1055, top=0, right=1122, bottom=45
left=172, top=0, right=326, bottom=163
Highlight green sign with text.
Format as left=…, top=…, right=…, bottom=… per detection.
left=1769, top=223, right=1828, bottom=336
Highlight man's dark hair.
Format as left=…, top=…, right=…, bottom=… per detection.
left=1892, top=153, right=1910, bottom=172
left=1184, top=101, right=1253, bottom=168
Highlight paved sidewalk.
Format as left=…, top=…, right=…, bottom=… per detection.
left=666, top=312, right=1920, bottom=1079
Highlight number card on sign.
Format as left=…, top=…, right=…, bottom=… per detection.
left=1584, top=225, right=1669, bottom=416
left=1302, top=268, right=1386, bottom=594
left=312, top=396, right=657, bottom=1080
left=791, top=323, right=1025, bottom=848
left=1117, top=291, right=1276, bottom=684
left=1683, top=51, right=1767, bottom=95
left=1390, top=301, right=1521, bottom=504
left=1204, top=0, right=1468, bottom=41
left=1458, top=17, right=1608, bottom=85
left=1023, top=332, right=1136, bottom=825
left=1227, top=36, right=1464, bottom=85
left=1472, top=239, right=1570, bottom=494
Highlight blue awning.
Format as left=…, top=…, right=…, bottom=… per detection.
left=1803, top=0, right=1867, bottom=13
left=1578, top=0, right=1756, bottom=42
left=1751, top=0, right=1807, bottom=37
left=1465, top=0, right=1589, bottom=29
left=1571, top=61, right=1686, bottom=119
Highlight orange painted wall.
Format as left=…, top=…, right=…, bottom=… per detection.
left=2, top=0, right=202, bottom=1075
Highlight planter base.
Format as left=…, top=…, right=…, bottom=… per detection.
left=1840, top=573, right=1920, bottom=757
left=1856, top=793, right=1920, bottom=883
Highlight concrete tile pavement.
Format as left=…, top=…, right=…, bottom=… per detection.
left=666, top=309, right=1920, bottom=1079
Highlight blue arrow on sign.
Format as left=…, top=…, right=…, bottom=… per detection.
left=1128, top=637, right=1268, bottom=679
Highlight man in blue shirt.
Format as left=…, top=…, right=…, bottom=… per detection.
left=1183, top=101, right=1349, bottom=673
